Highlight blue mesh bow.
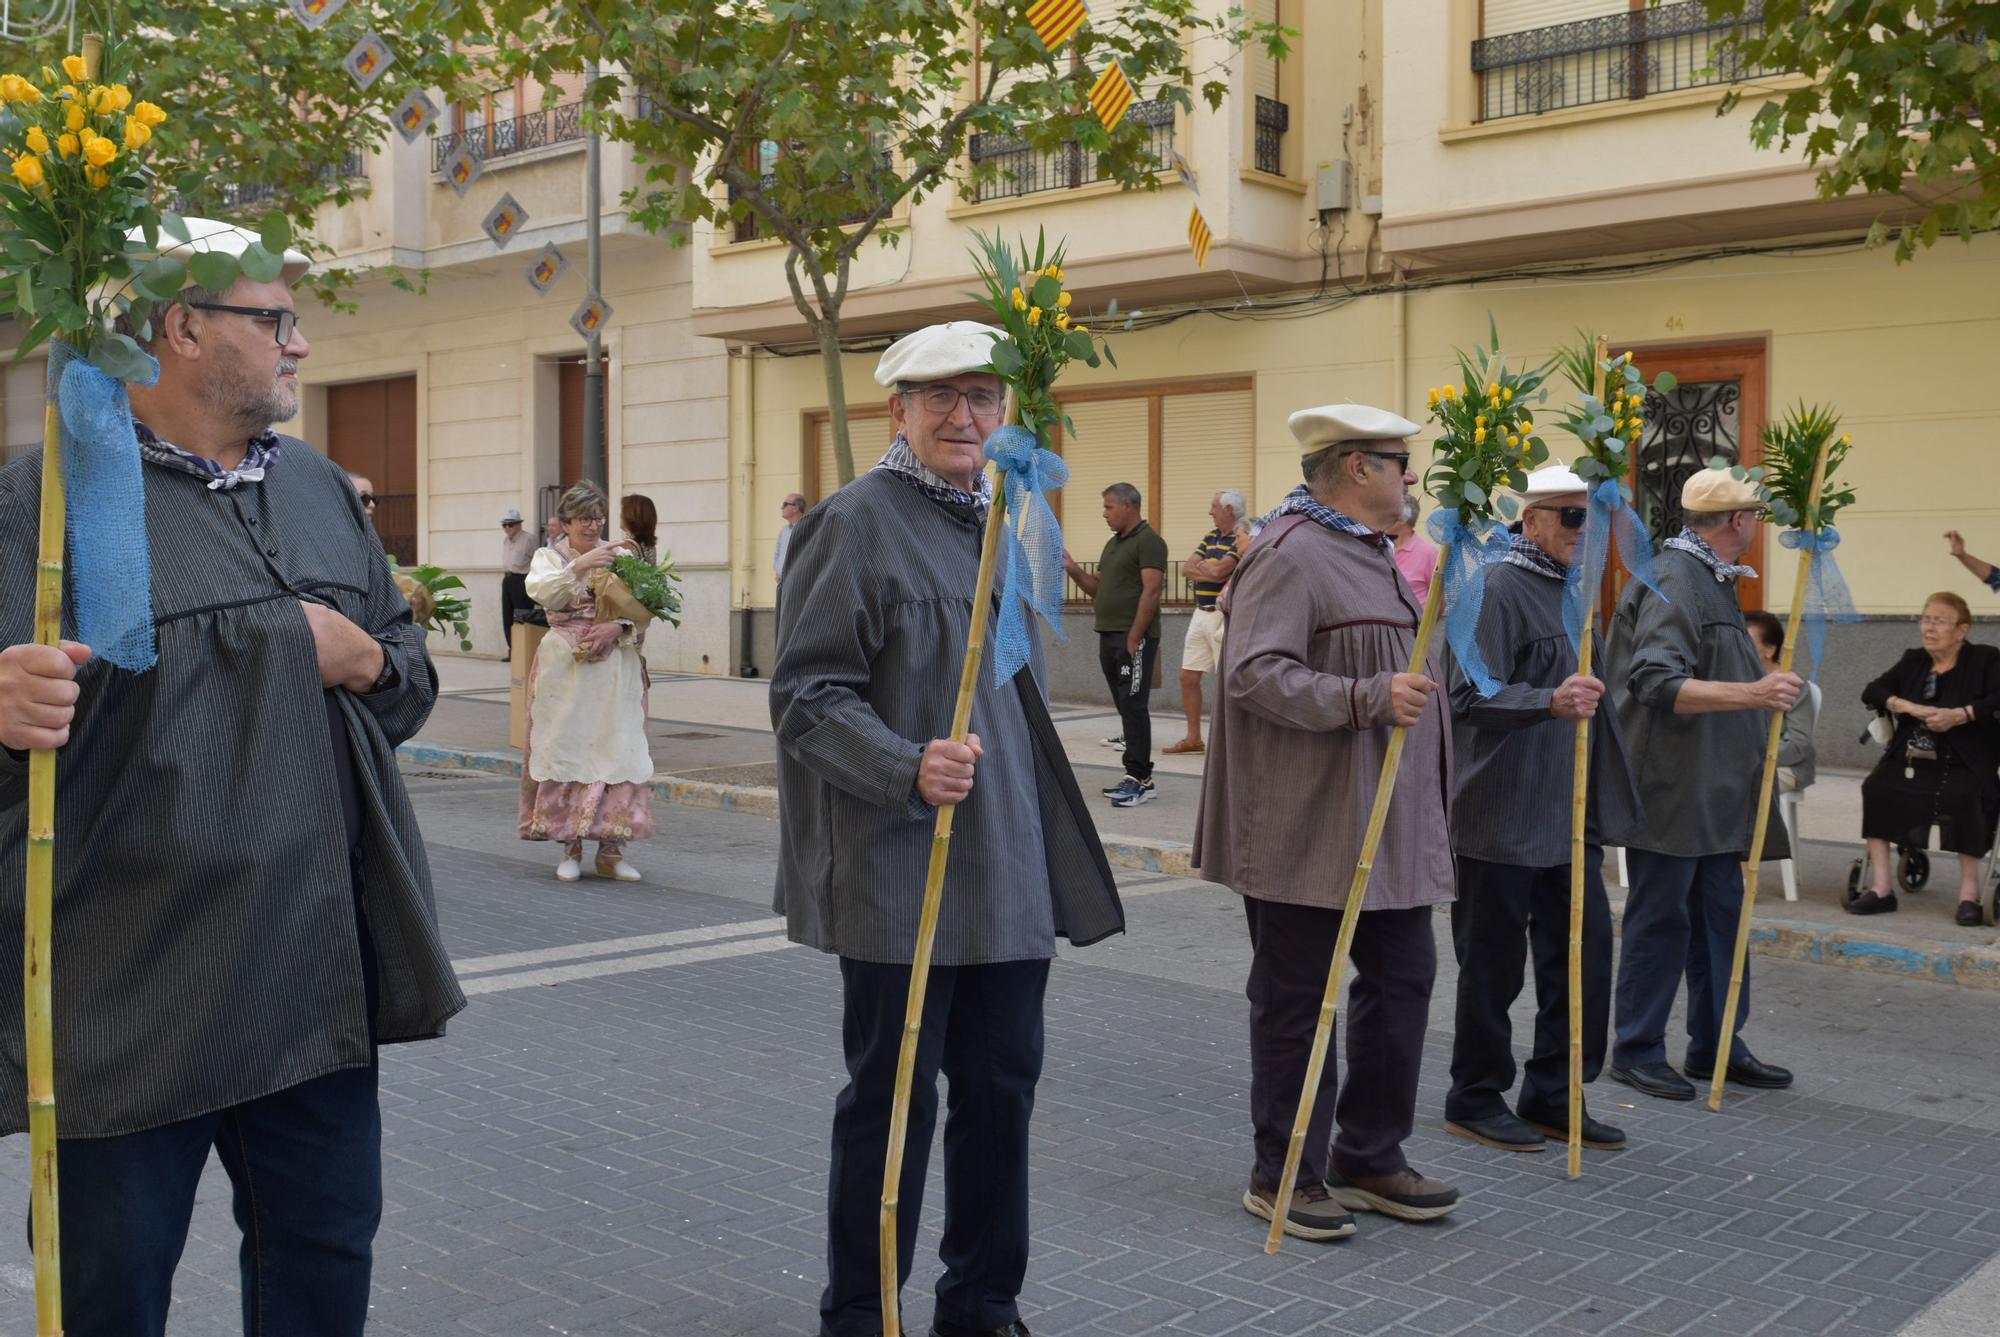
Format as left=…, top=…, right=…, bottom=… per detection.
left=1563, top=478, right=1666, bottom=658
left=50, top=339, right=160, bottom=673
left=1424, top=509, right=1512, bottom=697
left=983, top=424, right=1068, bottom=687
left=1778, top=527, right=1861, bottom=681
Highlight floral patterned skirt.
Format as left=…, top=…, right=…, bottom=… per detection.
left=518, top=776, right=655, bottom=846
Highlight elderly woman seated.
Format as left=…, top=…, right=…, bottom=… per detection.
left=1855, top=592, right=2000, bottom=926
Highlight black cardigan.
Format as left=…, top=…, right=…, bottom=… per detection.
left=1861, top=642, right=2000, bottom=778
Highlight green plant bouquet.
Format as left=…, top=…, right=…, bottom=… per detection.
left=599, top=551, right=684, bottom=627
left=387, top=557, right=473, bottom=652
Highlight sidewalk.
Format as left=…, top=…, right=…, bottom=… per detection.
left=408, top=656, right=2000, bottom=990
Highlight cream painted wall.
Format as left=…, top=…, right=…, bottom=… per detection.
left=734, top=234, right=2000, bottom=620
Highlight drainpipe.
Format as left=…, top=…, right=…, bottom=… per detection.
left=1390, top=265, right=1408, bottom=419
left=733, top=346, right=759, bottom=676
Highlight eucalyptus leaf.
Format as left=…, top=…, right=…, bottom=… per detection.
left=139, top=256, right=188, bottom=301
left=189, top=250, right=242, bottom=293
left=258, top=212, right=293, bottom=254
left=238, top=242, right=284, bottom=285
left=160, top=212, right=191, bottom=246
left=88, top=332, right=158, bottom=384
left=1653, top=371, right=1678, bottom=393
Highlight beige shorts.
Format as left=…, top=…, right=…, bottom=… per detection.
left=1182, top=606, right=1226, bottom=674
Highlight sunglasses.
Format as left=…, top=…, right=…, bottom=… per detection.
left=1362, top=450, right=1412, bottom=472
left=1532, top=504, right=1587, bottom=530
left=357, top=493, right=376, bottom=508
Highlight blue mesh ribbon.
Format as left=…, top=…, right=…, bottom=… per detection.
left=1778, top=527, right=1861, bottom=681
left=50, top=339, right=160, bottom=673
left=1563, top=478, right=1666, bottom=658
left=1424, top=509, right=1511, bottom=697
left=983, top=424, right=1068, bottom=687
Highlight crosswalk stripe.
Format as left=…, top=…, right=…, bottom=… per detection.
left=453, top=918, right=786, bottom=977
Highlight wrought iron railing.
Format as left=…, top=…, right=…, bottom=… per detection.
left=1064, top=559, right=1208, bottom=608
left=178, top=149, right=367, bottom=214
left=728, top=149, right=895, bottom=242
left=374, top=492, right=418, bottom=569
left=432, top=101, right=586, bottom=172
left=1253, top=96, right=1289, bottom=175
left=1471, top=0, right=1765, bottom=122
left=967, top=99, right=1175, bottom=203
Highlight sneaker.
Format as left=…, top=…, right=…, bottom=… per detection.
left=1101, top=774, right=1137, bottom=797
left=1326, top=1168, right=1460, bottom=1222
left=555, top=856, right=582, bottom=883
left=1100, top=735, right=1125, bottom=750
left=1242, top=1177, right=1356, bottom=1241
left=1108, top=777, right=1157, bottom=808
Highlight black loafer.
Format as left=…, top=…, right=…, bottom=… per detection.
left=1684, top=1052, right=1793, bottom=1089
left=1444, top=1110, right=1546, bottom=1152
left=931, top=1323, right=1031, bottom=1337
left=1521, top=1107, right=1628, bottom=1151
left=1958, top=900, right=1987, bottom=927
left=1848, top=890, right=1899, bottom=916
left=1609, top=1061, right=1696, bottom=1101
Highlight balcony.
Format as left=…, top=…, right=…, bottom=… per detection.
left=431, top=101, right=586, bottom=172
left=178, top=149, right=368, bottom=215
left=1471, top=0, right=1765, bottom=123
left=965, top=99, right=1175, bottom=204
left=726, top=149, right=895, bottom=244
left=1253, top=96, right=1288, bottom=176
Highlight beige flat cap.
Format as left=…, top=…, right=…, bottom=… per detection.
left=873, top=321, right=1006, bottom=387
left=1680, top=466, right=1765, bottom=513
left=1288, top=403, right=1422, bottom=453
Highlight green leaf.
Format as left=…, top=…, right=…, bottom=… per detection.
left=160, top=212, right=191, bottom=246
left=138, top=256, right=188, bottom=301
left=189, top=250, right=241, bottom=293
left=88, top=332, right=158, bottom=384
left=15, top=271, right=33, bottom=316
left=1030, top=274, right=1059, bottom=309
left=1652, top=371, right=1678, bottom=393
left=237, top=242, right=284, bottom=285
left=989, top=340, right=1024, bottom=377
left=1463, top=482, right=1487, bottom=506
left=258, top=211, right=293, bottom=254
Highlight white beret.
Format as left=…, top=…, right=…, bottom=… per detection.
left=873, top=321, right=1008, bottom=388
left=1517, top=462, right=1588, bottom=501
left=1288, top=403, right=1422, bottom=453
left=124, top=216, right=312, bottom=285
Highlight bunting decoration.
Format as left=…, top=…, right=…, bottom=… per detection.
left=1025, top=0, right=1089, bottom=53
left=482, top=193, right=528, bottom=248
left=442, top=143, right=483, bottom=197
left=342, top=31, right=394, bottom=91
left=1170, top=148, right=1198, bottom=195
left=570, top=293, right=613, bottom=340
left=393, top=89, right=439, bottom=145
left=1187, top=206, right=1213, bottom=268
left=1087, top=60, right=1134, bottom=131
left=526, top=242, right=568, bottom=296
left=286, top=0, right=348, bottom=28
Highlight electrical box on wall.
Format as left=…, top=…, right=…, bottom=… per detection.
left=1315, top=161, right=1351, bottom=213
left=1361, top=194, right=1383, bottom=217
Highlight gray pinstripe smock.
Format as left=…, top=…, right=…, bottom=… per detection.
left=0, top=437, right=466, bottom=1137
left=770, top=469, right=1123, bottom=965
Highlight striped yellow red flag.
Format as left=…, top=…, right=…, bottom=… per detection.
left=1026, top=0, right=1089, bottom=53
left=1088, top=60, right=1135, bottom=131
left=1187, top=205, right=1213, bottom=269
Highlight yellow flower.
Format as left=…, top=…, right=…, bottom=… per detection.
left=87, top=85, right=114, bottom=114
left=64, top=103, right=84, bottom=132
left=61, top=54, right=86, bottom=81
left=1628, top=427, right=1642, bottom=443
left=24, top=125, right=48, bottom=154
left=1518, top=414, right=1532, bottom=430
left=1055, top=312, right=1070, bottom=331
left=56, top=132, right=77, bottom=158
left=1057, top=291, right=1072, bottom=310
left=133, top=101, right=167, bottom=128
left=11, top=153, right=43, bottom=187
left=82, top=133, right=116, bottom=167
left=1507, top=434, right=1519, bottom=447
left=1027, top=306, right=1041, bottom=325
left=1474, top=426, right=1487, bottom=444
left=87, top=166, right=109, bottom=189
left=1486, top=382, right=1499, bottom=396
left=1010, top=287, right=1026, bottom=310
left=1442, top=385, right=1457, bottom=401
left=124, top=119, right=150, bottom=150
left=39, top=66, right=55, bottom=84
left=1622, top=351, right=1633, bottom=362
left=1839, top=433, right=1851, bottom=445
left=110, top=84, right=131, bottom=111
left=58, top=85, right=76, bottom=101
left=0, top=74, right=22, bottom=102
left=1502, top=387, right=1514, bottom=403
left=1426, top=388, right=1440, bottom=407
left=17, top=80, right=40, bottom=104
left=1474, top=414, right=1486, bottom=428
left=1073, top=324, right=1088, bottom=334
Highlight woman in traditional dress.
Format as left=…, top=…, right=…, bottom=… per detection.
left=519, top=481, right=655, bottom=882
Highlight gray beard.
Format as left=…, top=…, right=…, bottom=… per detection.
left=206, top=357, right=300, bottom=435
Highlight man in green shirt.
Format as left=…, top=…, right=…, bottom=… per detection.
left=1064, top=483, right=1168, bottom=806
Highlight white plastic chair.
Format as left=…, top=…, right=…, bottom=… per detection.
left=1777, top=789, right=1802, bottom=902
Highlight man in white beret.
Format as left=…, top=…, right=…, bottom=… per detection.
left=1605, top=466, right=1802, bottom=1102
left=770, top=320, right=1123, bottom=1337
left=1443, top=463, right=1639, bottom=1155
left=1195, top=402, right=1461, bottom=1243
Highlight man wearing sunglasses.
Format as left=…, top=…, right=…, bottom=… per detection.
left=1442, top=464, right=1640, bottom=1157
left=0, top=218, right=464, bottom=1332
left=771, top=321, right=1121, bottom=1337
left=1605, top=466, right=1802, bottom=1103
left=1197, top=402, right=1461, bottom=1243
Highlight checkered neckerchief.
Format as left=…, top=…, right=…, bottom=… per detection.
left=1263, top=485, right=1389, bottom=550
left=1664, top=526, right=1758, bottom=582
left=874, top=434, right=991, bottom=519
left=1502, top=529, right=1568, bottom=582
left=136, top=420, right=283, bottom=491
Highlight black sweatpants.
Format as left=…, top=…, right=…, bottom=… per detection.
left=1097, top=632, right=1157, bottom=782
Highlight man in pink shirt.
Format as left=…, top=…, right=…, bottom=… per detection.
left=1388, top=494, right=1439, bottom=603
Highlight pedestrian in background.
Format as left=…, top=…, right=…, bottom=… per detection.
left=623, top=493, right=659, bottom=564
left=1168, top=489, right=1250, bottom=756
left=776, top=492, right=804, bottom=584
left=1387, top=493, right=1438, bottom=603
left=1063, top=483, right=1167, bottom=807
left=499, top=508, right=536, bottom=645
left=348, top=472, right=377, bottom=528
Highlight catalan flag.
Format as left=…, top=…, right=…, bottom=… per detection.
left=1187, top=205, right=1213, bottom=269
left=1026, top=0, right=1089, bottom=53
left=1088, top=60, right=1135, bottom=132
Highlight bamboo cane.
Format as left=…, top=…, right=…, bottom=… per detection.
left=1263, top=557, right=1448, bottom=1254
left=1565, top=336, right=1608, bottom=1180
left=1706, top=431, right=1833, bottom=1113
left=879, top=415, right=1016, bottom=1335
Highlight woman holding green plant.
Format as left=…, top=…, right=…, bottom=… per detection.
left=520, top=480, right=654, bottom=883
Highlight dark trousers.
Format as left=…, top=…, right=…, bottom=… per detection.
left=822, top=957, right=1050, bottom=1337
left=500, top=570, right=532, bottom=644
left=1614, top=849, right=1751, bottom=1069
left=1244, top=898, right=1435, bottom=1188
left=1446, top=853, right=1612, bottom=1123
left=46, top=1061, right=382, bottom=1337
left=1097, top=632, right=1157, bottom=781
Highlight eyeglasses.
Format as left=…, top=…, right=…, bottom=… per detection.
left=185, top=302, right=300, bottom=347
left=903, top=385, right=1005, bottom=418
left=1532, top=505, right=1587, bottom=530
left=1918, top=616, right=1961, bottom=628
left=357, top=493, right=376, bottom=508
left=1360, top=450, right=1412, bottom=472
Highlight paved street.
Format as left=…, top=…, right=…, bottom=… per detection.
left=1, top=768, right=1997, bottom=1334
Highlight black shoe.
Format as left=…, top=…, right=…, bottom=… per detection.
left=931, top=1323, right=1031, bottom=1337
left=1444, top=1110, right=1546, bottom=1152
left=1684, top=1051, right=1793, bottom=1089
left=1609, top=1061, right=1696, bottom=1101
left=1848, top=890, right=1899, bottom=916
left=1521, top=1107, right=1629, bottom=1151
left=1958, top=899, right=1987, bottom=928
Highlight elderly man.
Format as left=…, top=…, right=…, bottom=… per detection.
left=771, top=320, right=1122, bottom=1337
left=1444, top=464, right=1640, bottom=1154
left=1195, top=403, right=1460, bottom=1244
left=1166, top=489, right=1251, bottom=755
left=0, top=221, right=464, bottom=1332
left=499, top=507, right=537, bottom=643
left=776, top=492, right=805, bottom=582
left=1063, top=484, right=1167, bottom=806
left=1605, top=467, right=1801, bottom=1102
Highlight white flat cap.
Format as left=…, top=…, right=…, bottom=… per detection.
left=1517, top=463, right=1588, bottom=501
left=1681, top=466, right=1764, bottom=513
left=1288, top=403, right=1422, bottom=453
left=873, top=321, right=1007, bottom=387
left=125, top=216, right=312, bottom=285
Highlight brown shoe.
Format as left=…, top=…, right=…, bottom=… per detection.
left=1326, top=1168, right=1460, bottom=1221
left=1241, top=1177, right=1356, bottom=1241
left=1163, top=738, right=1205, bottom=755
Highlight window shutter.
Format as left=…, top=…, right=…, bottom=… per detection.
left=1482, top=0, right=1627, bottom=38
left=1055, top=398, right=1150, bottom=539
left=1159, top=389, right=1254, bottom=558
left=813, top=413, right=892, bottom=503
left=1250, top=0, right=1283, bottom=101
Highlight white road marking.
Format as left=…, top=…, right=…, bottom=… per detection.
left=460, top=934, right=794, bottom=995
left=452, top=918, right=785, bottom=977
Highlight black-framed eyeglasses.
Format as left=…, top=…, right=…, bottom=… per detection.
left=1361, top=450, right=1412, bottom=472
left=356, top=493, right=376, bottom=508
left=903, top=385, right=1005, bottom=418
left=186, top=302, right=300, bottom=347
left=1533, top=504, right=1587, bottom=530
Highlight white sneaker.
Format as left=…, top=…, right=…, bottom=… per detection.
left=596, top=855, right=641, bottom=882
left=556, top=857, right=582, bottom=883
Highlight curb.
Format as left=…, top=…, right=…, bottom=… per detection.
left=398, top=741, right=2000, bottom=993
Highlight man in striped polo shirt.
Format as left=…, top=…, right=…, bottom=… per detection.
left=1166, top=489, right=1251, bottom=755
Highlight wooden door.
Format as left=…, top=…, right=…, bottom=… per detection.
left=325, top=375, right=418, bottom=564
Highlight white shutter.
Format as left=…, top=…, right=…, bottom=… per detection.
left=813, top=413, right=891, bottom=503
left=1056, top=397, right=1150, bottom=538
left=1251, top=0, right=1282, bottom=101
left=1159, top=389, right=1254, bottom=561
left=1482, top=0, right=1627, bottom=38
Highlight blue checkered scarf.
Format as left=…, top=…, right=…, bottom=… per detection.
left=1263, top=485, right=1388, bottom=548
left=136, top=420, right=283, bottom=491
left=1664, top=526, right=1758, bottom=582
left=874, top=435, right=990, bottom=519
